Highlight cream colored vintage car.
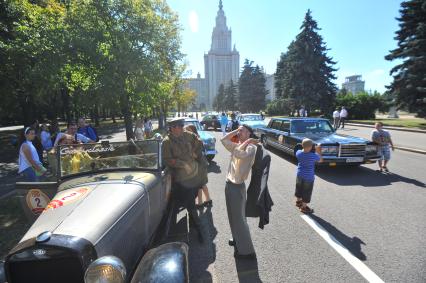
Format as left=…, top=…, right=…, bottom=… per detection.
left=1, top=140, right=189, bottom=283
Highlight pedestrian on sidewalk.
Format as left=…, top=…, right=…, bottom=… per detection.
left=339, top=106, right=348, bottom=128
left=371, top=122, right=394, bottom=172
left=144, top=117, right=153, bottom=138
left=184, top=124, right=212, bottom=208
left=18, top=127, right=47, bottom=182
left=220, top=112, right=228, bottom=136
left=332, top=108, right=340, bottom=129
left=40, top=124, right=53, bottom=151
left=221, top=125, right=258, bottom=259
left=294, top=139, right=323, bottom=214
left=134, top=119, right=145, bottom=141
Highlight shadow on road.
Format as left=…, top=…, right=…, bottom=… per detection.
left=207, top=161, right=221, bottom=174
left=235, top=257, right=262, bottom=283
left=189, top=206, right=218, bottom=283
left=310, top=214, right=367, bottom=261
left=317, top=166, right=425, bottom=188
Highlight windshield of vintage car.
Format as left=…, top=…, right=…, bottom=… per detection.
left=291, top=120, right=334, bottom=134
left=184, top=120, right=203, bottom=132
left=57, top=140, right=159, bottom=177
left=240, top=115, right=262, bottom=121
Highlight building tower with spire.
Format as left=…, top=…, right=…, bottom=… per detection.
left=186, top=0, right=239, bottom=110
left=204, top=0, right=239, bottom=108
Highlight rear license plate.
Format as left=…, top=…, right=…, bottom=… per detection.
left=346, top=157, right=364, bottom=163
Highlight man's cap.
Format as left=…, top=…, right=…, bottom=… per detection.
left=168, top=118, right=185, bottom=127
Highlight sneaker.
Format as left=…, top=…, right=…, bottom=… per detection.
left=228, top=239, right=236, bottom=246
left=383, top=167, right=389, bottom=172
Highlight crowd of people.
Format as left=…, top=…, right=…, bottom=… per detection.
left=16, top=111, right=395, bottom=262
left=17, top=118, right=98, bottom=182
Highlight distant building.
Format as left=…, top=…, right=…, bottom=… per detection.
left=265, top=74, right=276, bottom=101
left=342, top=75, right=365, bottom=94
left=185, top=73, right=208, bottom=108
left=185, top=0, right=239, bottom=109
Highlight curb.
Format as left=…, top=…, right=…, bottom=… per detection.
left=393, top=146, right=426, bottom=155
left=346, top=122, right=426, bottom=134
left=338, top=133, right=426, bottom=155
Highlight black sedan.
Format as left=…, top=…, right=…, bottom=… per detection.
left=259, top=118, right=381, bottom=166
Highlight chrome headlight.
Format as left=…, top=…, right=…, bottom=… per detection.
left=321, top=145, right=338, bottom=155
left=366, top=144, right=378, bottom=153
left=85, top=256, right=126, bottom=283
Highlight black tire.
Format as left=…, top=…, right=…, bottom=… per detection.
left=206, top=155, right=214, bottom=162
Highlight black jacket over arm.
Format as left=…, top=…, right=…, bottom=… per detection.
left=246, top=144, right=273, bottom=229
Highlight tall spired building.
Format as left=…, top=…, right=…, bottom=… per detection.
left=186, top=0, right=239, bottom=109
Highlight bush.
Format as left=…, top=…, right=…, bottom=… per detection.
left=336, top=91, right=385, bottom=119
left=266, top=98, right=295, bottom=116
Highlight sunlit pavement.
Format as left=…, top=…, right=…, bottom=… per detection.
left=188, top=130, right=426, bottom=283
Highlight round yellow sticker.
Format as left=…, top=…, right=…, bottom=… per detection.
left=26, top=189, right=51, bottom=215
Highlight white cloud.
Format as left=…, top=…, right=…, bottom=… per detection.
left=189, top=10, right=199, bottom=33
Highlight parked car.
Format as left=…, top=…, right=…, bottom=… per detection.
left=1, top=140, right=188, bottom=283
left=236, top=114, right=265, bottom=132
left=259, top=118, right=381, bottom=166
left=184, top=118, right=217, bottom=161
left=200, top=114, right=220, bottom=130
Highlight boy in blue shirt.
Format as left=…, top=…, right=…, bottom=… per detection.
left=295, top=138, right=323, bottom=214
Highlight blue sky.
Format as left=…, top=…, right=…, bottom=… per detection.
left=167, top=0, right=403, bottom=93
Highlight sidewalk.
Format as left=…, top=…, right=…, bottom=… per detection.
left=346, top=122, right=426, bottom=134
left=337, top=125, right=426, bottom=154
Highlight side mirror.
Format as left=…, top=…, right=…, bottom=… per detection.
left=283, top=131, right=289, bottom=136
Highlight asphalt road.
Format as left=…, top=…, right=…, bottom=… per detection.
left=188, top=130, right=426, bottom=283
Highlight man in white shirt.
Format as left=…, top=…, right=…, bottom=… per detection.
left=332, top=108, right=340, bottom=129
left=54, top=122, right=93, bottom=146
left=339, top=106, right=348, bottom=129
left=221, top=125, right=258, bottom=260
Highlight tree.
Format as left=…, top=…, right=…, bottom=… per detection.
left=223, top=80, right=237, bottom=111
left=238, top=59, right=267, bottom=112
left=385, top=0, right=426, bottom=117
left=336, top=91, right=385, bottom=119
left=275, top=10, right=337, bottom=115
left=213, top=84, right=226, bottom=111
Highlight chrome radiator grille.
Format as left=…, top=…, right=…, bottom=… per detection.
left=339, top=144, right=366, bottom=157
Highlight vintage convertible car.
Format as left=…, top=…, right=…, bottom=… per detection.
left=259, top=118, right=381, bottom=166
left=183, top=118, right=217, bottom=161
left=0, top=140, right=189, bottom=283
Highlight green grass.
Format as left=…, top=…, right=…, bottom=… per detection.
left=349, top=118, right=426, bottom=129
left=0, top=195, right=32, bottom=259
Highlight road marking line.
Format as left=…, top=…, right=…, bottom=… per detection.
left=301, top=215, right=385, bottom=283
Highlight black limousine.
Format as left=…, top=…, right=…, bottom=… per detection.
left=258, top=118, right=381, bottom=166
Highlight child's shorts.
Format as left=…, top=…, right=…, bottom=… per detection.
left=379, top=145, right=391, bottom=161
left=294, top=176, right=314, bottom=203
